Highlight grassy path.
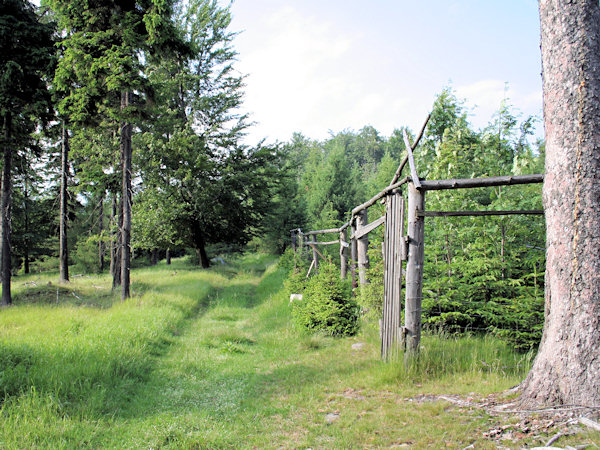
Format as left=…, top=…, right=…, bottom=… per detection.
left=1, top=254, right=597, bottom=448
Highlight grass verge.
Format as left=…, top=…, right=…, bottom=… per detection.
left=0, top=254, right=597, bottom=448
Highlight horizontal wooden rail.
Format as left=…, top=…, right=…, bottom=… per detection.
left=305, top=228, right=340, bottom=235
left=419, top=209, right=544, bottom=217
left=419, top=174, right=543, bottom=191
left=307, top=240, right=340, bottom=245
left=352, top=177, right=409, bottom=216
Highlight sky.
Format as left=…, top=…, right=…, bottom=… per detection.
left=227, top=0, right=543, bottom=145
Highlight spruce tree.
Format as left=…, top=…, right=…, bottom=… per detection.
left=0, top=0, right=55, bottom=305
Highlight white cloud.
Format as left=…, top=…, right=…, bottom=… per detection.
left=234, top=5, right=418, bottom=143
left=231, top=4, right=543, bottom=145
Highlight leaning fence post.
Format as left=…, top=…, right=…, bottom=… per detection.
left=404, top=182, right=425, bottom=357
left=310, top=234, right=318, bottom=272
left=340, top=228, right=348, bottom=279
left=357, top=209, right=369, bottom=286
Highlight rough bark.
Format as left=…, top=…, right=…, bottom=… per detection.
left=59, top=123, right=70, bottom=283
left=520, top=0, right=600, bottom=407
left=404, top=182, right=425, bottom=356
left=120, top=91, right=132, bottom=300
left=1, top=113, right=12, bottom=305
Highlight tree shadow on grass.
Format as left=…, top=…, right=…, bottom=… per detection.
left=12, top=283, right=116, bottom=309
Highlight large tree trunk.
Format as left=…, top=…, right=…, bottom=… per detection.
left=520, top=0, right=600, bottom=407
left=1, top=113, right=12, bottom=306
left=120, top=91, right=132, bottom=300
left=59, top=123, right=70, bottom=283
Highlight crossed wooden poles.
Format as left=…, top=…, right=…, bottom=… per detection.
left=291, top=114, right=544, bottom=360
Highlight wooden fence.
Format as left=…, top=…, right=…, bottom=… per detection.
left=291, top=114, right=544, bottom=360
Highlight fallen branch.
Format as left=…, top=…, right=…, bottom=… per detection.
left=579, top=416, right=600, bottom=432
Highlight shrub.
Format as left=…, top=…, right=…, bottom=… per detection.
left=292, top=263, right=359, bottom=336
left=72, top=235, right=103, bottom=274
left=282, top=247, right=311, bottom=296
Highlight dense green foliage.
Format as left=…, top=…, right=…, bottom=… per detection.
left=291, top=262, right=359, bottom=337
left=282, top=88, right=545, bottom=352
left=0, top=2, right=544, bottom=352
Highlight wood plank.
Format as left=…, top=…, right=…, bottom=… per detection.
left=308, top=242, right=326, bottom=260
left=352, top=215, right=386, bottom=239
left=403, top=129, right=422, bottom=189
left=420, top=174, right=543, bottom=191
left=306, top=258, right=315, bottom=278
left=419, top=209, right=544, bottom=217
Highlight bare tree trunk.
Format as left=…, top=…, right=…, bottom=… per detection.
left=520, top=0, right=600, bottom=407
left=98, top=190, right=104, bottom=272
left=120, top=91, right=133, bottom=300
left=59, top=123, right=69, bottom=283
left=191, top=220, right=210, bottom=268
left=1, top=113, right=12, bottom=306
left=23, top=177, right=30, bottom=275
left=111, top=194, right=122, bottom=289
left=500, top=221, right=506, bottom=280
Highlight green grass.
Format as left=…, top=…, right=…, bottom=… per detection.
left=0, top=254, right=597, bottom=448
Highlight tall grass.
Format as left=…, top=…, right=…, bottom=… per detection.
left=0, top=254, right=574, bottom=448
left=0, top=261, right=217, bottom=429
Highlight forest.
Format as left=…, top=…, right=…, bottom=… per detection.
left=2, top=0, right=599, bottom=447
left=1, top=0, right=545, bottom=346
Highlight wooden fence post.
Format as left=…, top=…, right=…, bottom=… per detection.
left=357, top=209, right=369, bottom=286
left=311, top=235, right=318, bottom=272
left=404, top=182, right=425, bottom=357
left=340, top=228, right=348, bottom=279
left=351, top=220, right=358, bottom=289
